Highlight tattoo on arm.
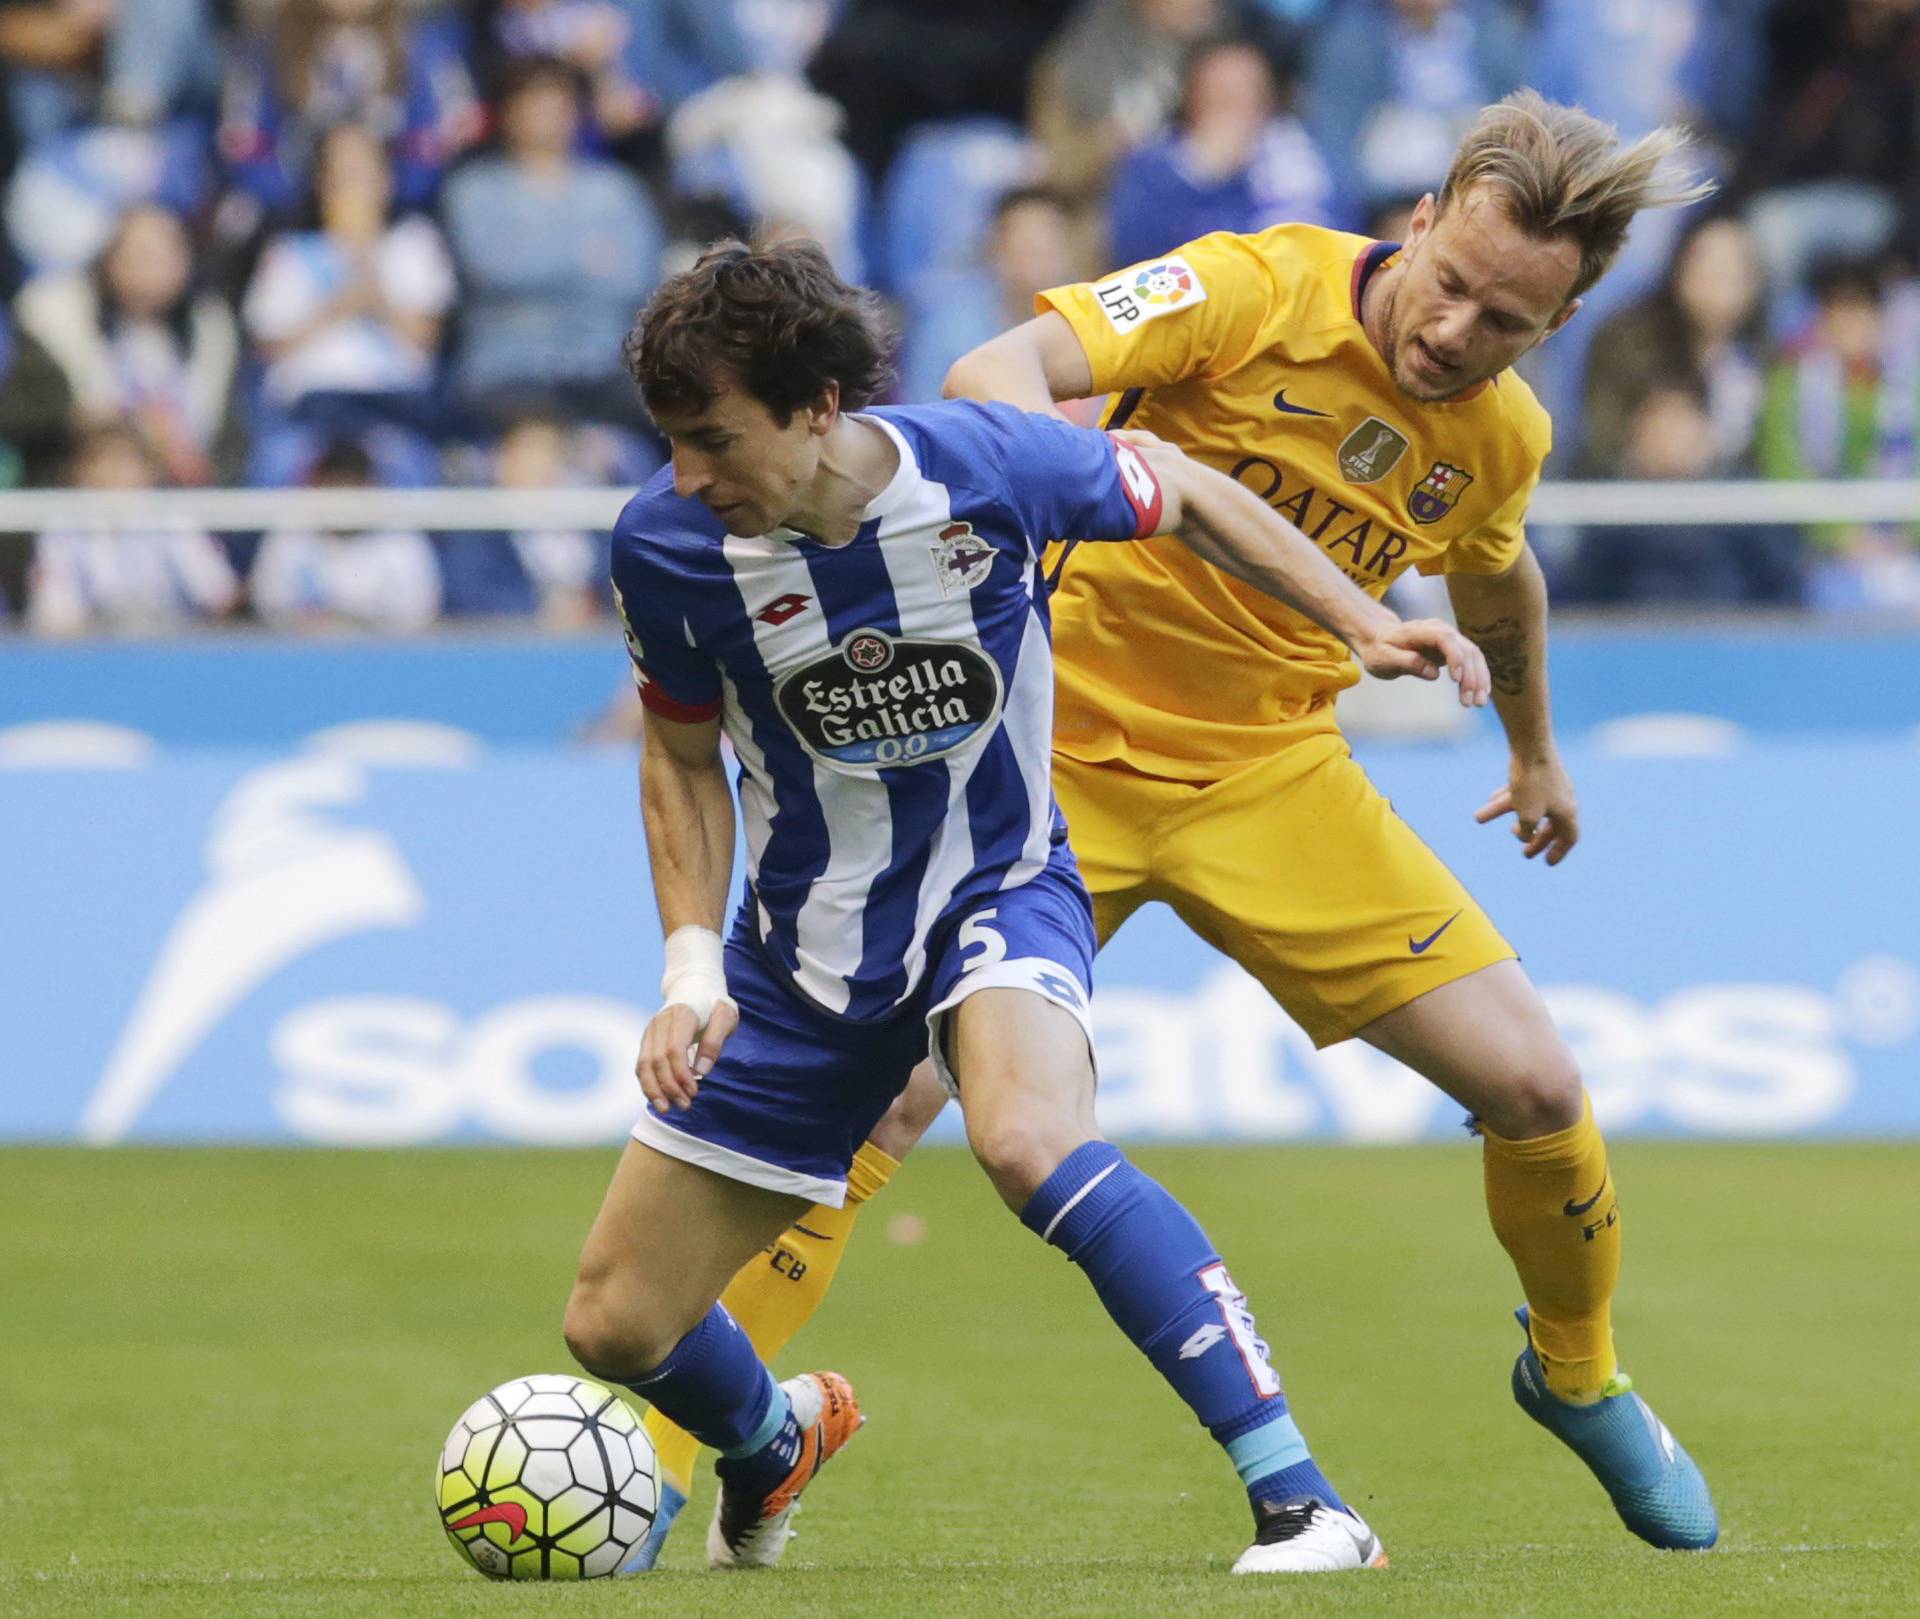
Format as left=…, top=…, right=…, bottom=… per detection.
left=1459, top=614, right=1529, bottom=697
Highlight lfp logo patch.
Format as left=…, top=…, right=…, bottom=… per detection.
left=1133, top=262, right=1195, bottom=306
left=1409, top=460, right=1474, bottom=525
left=1092, top=254, right=1208, bottom=330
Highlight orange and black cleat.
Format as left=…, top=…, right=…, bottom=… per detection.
left=706, top=1371, right=863, bottom=1569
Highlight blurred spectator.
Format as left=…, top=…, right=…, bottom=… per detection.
left=1759, top=254, right=1920, bottom=614
left=811, top=0, right=1073, bottom=183
left=439, top=412, right=609, bottom=624
left=667, top=73, right=863, bottom=277
left=17, top=201, right=240, bottom=485
left=1030, top=0, right=1229, bottom=201
left=0, top=0, right=213, bottom=143
left=1579, top=214, right=1768, bottom=478
left=242, top=123, right=454, bottom=481
left=26, top=417, right=239, bottom=633
left=250, top=437, right=442, bottom=630
left=900, top=186, right=1080, bottom=403
left=1734, top=0, right=1920, bottom=296
left=1305, top=0, right=1526, bottom=221
left=219, top=0, right=482, bottom=220
left=480, top=0, right=754, bottom=144
left=441, top=55, right=662, bottom=429
left=1531, top=0, right=1762, bottom=155
left=1107, top=35, right=1337, bottom=269
left=0, top=291, right=72, bottom=483
left=1561, top=386, right=1804, bottom=606
left=481, top=0, right=659, bottom=150
left=734, top=0, right=840, bottom=76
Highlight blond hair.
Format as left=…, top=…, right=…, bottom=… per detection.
left=1439, top=90, right=1716, bottom=299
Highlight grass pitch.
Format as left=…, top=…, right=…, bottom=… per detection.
left=1, top=1141, right=1913, bottom=1618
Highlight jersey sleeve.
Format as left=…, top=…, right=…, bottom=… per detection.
left=972, top=403, right=1166, bottom=549
left=1035, top=231, right=1293, bottom=396
left=610, top=543, right=723, bottom=723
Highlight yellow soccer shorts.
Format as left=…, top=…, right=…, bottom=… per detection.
left=1053, top=728, right=1515, bottom=1048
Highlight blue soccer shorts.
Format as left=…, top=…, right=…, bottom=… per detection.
left=628, top=850, right=1096, bottom=1207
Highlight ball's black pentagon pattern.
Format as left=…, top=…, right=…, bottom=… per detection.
left=437, top=1373, right=658, bottom=1581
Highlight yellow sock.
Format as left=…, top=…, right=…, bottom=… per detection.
left=1480, top=1091, right=1620, bottom=1404
left=642, top=1141, right=901, bottom=1494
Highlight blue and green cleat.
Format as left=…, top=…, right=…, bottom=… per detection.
left=619, top=1481, right=687, bottom=1573
left=1510, top=1306, right=1718, bottom=1551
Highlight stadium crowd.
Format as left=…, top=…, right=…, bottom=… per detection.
left=1, top=0, right=1918, bottom=633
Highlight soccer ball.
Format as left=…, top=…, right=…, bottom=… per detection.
left=436, top=1373, right=659, bottom=1579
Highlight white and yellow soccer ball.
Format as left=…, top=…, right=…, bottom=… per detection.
left=437, top=1373, right=659, bottom=1579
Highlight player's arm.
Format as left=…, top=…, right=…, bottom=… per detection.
left=1448, top=546, right=1580, bottom=864
left=942, top=311, right=1093, bottom=420
left=635, top=704, right=738, bottom=1113
left=1122, top=433, right=1490, bottom=703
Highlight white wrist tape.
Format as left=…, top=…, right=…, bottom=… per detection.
left=660, top=925, right=730, bottom=1026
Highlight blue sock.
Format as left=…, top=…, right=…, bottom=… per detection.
left=624, top=1304, right=786, bottom=1458
left=1021, top=1141, right=1344, bottom=1513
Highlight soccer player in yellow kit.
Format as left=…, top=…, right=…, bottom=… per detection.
left=635, top=93, right=1720, bottom=1566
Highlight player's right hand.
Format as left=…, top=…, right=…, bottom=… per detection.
left=636, top=999, right=738, bottom=1113
left=1353, top=618, right=1490, bottom=707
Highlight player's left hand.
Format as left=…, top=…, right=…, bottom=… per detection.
left=1352, top=618, right=1491, bottom=706
left=1475, top=752, right=1580, bottom=865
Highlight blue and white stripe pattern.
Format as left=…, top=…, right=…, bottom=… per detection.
left=611, top=400, right=1161, bottom=1019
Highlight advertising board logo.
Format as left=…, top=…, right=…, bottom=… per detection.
left=774, top=629, right=1003, bottom=772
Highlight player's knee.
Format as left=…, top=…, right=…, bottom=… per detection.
left=1485, top=1049, right=1584, bottom=1138
left=562, top=1276, right=680, bottom=1382
left=965, top=1110, right=1083, bottom=1212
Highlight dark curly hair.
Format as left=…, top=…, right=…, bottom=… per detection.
left=624, top=239, right=895, bottom=425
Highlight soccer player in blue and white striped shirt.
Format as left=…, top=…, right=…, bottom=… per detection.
left=562, top=240, right=1486, bottom=1572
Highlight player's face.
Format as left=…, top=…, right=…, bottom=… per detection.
left=655, top=381, right=831, bottom=537
left=1377, top=185, right=1582, bottom=402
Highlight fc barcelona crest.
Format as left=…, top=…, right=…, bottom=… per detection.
left=1409, top=461, right=1474, bottom=525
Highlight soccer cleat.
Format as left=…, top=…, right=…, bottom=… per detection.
left=618, top=1480, right=686, bottom=1572
left=1231, top=1496, right=1389, bottom=1574
left=1509, top=1306, right=1718, bottom=1550
left=705, top=1371, right=862, bottom=1570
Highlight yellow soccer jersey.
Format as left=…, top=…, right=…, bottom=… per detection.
left=1037, top=224, right=1553, bottom=780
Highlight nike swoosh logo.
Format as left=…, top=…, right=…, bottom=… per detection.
left=791, top=1224, right=834, bottom=1241
left=1564, top=1176, right=1610, bottom=1217
left=1408, top=911, right=1462, bottom=954
left=449, top=1502, right=528, bottom=1542
left=1273, top=388, right=1332, bottom=418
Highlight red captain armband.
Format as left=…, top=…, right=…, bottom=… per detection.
left=635, top=670, right=722, bottom=724
left=1107, top=434, right=1165, bottom=537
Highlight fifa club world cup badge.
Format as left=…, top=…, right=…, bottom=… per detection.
left=1409, top=461, right=1475, bottom=525
left=930, top=522, right=996, bottom=597
left=1337, top=417, right=1410, bottom=484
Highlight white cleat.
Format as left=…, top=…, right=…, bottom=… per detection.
left=1231, top=1496, right=1390, bottom=1574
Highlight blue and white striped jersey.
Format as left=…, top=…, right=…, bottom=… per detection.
left=611, top=400, right=1165, bottom=1019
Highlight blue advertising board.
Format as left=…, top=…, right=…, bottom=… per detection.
left=5, top=733, right=1913, bottom=1143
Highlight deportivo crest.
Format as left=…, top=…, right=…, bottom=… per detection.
left=1091, top=255, right=1208, bottom=331
left=930, top=521, right=996, bottom=596
left=1409, top=461, right=1474, bottom=524
left=774, top=628, right=1004, bottom=773
left=1337, top=417, right=1410, bottom=484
